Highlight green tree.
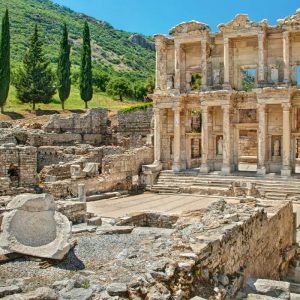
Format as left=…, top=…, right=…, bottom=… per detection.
left=93, top=67, right=109, bottom=92
left=0, top=9, right=10, bottom=114
left=130, top=82, right=146, bottom=100
left=57, top=23, right=71, bottom=110
left=15, top=25, right=55, bottom=111
left=106, top=77, right=130, bottom=101
left=80, top=22, right=93, bottom=108
left=242, top=69, right=255, bottom=92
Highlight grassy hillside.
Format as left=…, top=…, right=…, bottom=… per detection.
left=0, top=0, right=155, bottom=75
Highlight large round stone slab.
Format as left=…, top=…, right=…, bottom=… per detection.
left=0, top=194, right=71, bottom=260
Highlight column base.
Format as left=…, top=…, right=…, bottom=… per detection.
left=199, top=164, right=209, bottom=174
left=281, top=168, right=291, bottom=176
left=172, top=161, right=187, bottom=172
left=222, top=83, right=232, bottom=90
left=221, top=166, right=231, bottom=176
left=257, top=167, right=266, bottom=176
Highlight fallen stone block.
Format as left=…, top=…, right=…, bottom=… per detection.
left=87, top=216, right=102, bottom=226
left=247, top=294, right=280, bottom=299
left=0, top=193, right=72, bottom=260
left=59, top=287, right=93, bottom=300
left=106, top=283, right=128, bottom=297
left=0, top=285, right=22, bottom=298
left=96, top=225, right=134, bottom=235
left=246, top=278, right=290, bottom=299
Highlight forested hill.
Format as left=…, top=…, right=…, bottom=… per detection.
left=0, top=0, right=155, bottom=74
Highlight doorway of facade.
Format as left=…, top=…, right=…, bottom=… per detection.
left=238, top=129, right=258, bottom=172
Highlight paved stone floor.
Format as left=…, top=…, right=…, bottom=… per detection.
left=87, top=193, right=239, bottom=218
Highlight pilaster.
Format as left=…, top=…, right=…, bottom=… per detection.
left=221, top=105, right=231, bottom=175
left=257, top=104, right=267, bottom=176
left=283, top=31, right=290, bottom=85
left=281, top=103, right=291, bottom=176
left=173, top=107, right=181, bottom=172
left=223, top=37, right=231, bottom=89
left=174, top=41, right=181, bottom=91
left=201, top=39, right=208, bottom=90
left=200, top=106, right=209, bottom=173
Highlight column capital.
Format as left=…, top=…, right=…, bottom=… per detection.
left=221, top=104, right=230, bottom=111
left=223, top=37, right=229, bottom=44
left=282, top=103, right=291, bottom=110
left=172, top=107, right=181, bottom=113
left=201, top=105, right=208, bottom=113
left=283, top=31, right=290, bottom=39
left=257, top=103, right=266, bottom=112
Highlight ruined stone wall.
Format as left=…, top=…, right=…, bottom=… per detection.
left=0, top=145, right=37, bottom=188
left=42, top=108, right=108, bottom=135
left=44, top=146, right=153, bottom=198
left=116, top=108, right=153, bottom=148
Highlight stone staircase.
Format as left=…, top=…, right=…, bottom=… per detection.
left=149, top=170, right=300, bottom=200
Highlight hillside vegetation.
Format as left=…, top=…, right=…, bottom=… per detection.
left=0, top=0, right=155, bottom=75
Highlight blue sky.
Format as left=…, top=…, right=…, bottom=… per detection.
left=52, top=0, right=300, bottom=36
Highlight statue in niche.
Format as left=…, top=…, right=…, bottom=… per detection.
left=273, top=139, right=280, bottom=157
left=217, top=136, right=223, bottom=155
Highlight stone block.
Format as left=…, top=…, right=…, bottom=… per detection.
left=246, top=278, right=290, bottom=299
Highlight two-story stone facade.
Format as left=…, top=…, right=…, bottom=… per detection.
left=150, top=10, right=300, bottom=176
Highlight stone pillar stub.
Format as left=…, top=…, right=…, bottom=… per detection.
left=78, top=183, right=86, bottom=202
left=281, top=103, right=291, bottom=176
left=173, top=107, right=181, bottom=172
left=200, top=106, right=209, bottom=174
left=257, top=104, right=267, bottom=176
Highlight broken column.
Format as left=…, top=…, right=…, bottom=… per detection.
left=78, top=183, right=86, bottom=202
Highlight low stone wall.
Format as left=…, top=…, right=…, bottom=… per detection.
left=56, top=201, right=87, bottom=224
left=42, top=108, right=108, bottom=135
left=44, top=146, right=153, bottom=198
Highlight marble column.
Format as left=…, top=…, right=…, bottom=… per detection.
left=223, top=37, right=230, bottom=89
left=257, top=104, right=267, bottom=176
left=200, top=106, right=209, bottom=173
left=155, top=43, right=167, bottom=90
left=174, top=42, right=181, bottom=91
left=281, top=103, right=291, bottom=176
left=201, top=39, right=208, bottom=90
left=283, top=31, right=290, bottom=84
left=153, top=108, right=162, bottom=165
left=221, top=105, right=231, bottom=175
left=258, top=32, right=265, bottom=84
left=173, top=107, right=181, bottom=172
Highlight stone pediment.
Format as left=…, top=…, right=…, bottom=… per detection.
left=218, top=14, right=268, bottom=33
left=279, top=9, right=300, bottom=30
left=169, top=21, right=210, bottom=37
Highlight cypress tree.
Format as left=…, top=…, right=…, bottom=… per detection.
left=0, top=9, right=10, bottom=114
left=15, top=25, right=56, bottom=111
left=80, top=21, right=93, bottom=109
left=57, top=23, right=71, bottom=110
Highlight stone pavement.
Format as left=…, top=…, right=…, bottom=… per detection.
left=87, top=192, right=239, bottom=218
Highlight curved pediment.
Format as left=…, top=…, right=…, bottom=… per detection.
left=169, top=21, right=210, bottom=37
left=218, top=14, right=268, bottom=33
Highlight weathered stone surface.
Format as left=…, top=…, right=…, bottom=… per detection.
left=0, top=285, right=22, bottom=298
left=247, top=278, right=290, bottom=299
left=22, top=287, right=58, bottom=300
left=96, top=225, right=134, bottom=235
left=59, top=288, right=93, bottom=300
left=0, top=193, right=71, bottom=260
left=247, top=294, right=279, bottom=300
left=106, top=283, right=128, bottom=296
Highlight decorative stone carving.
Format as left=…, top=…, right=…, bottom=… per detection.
left=217, top=136, right=223, bottom=156
left=169, top=21, right=210, bottom=36
left=218, top=14, right=268, bottom=33
left=273, top=139, right=281, bottom=157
